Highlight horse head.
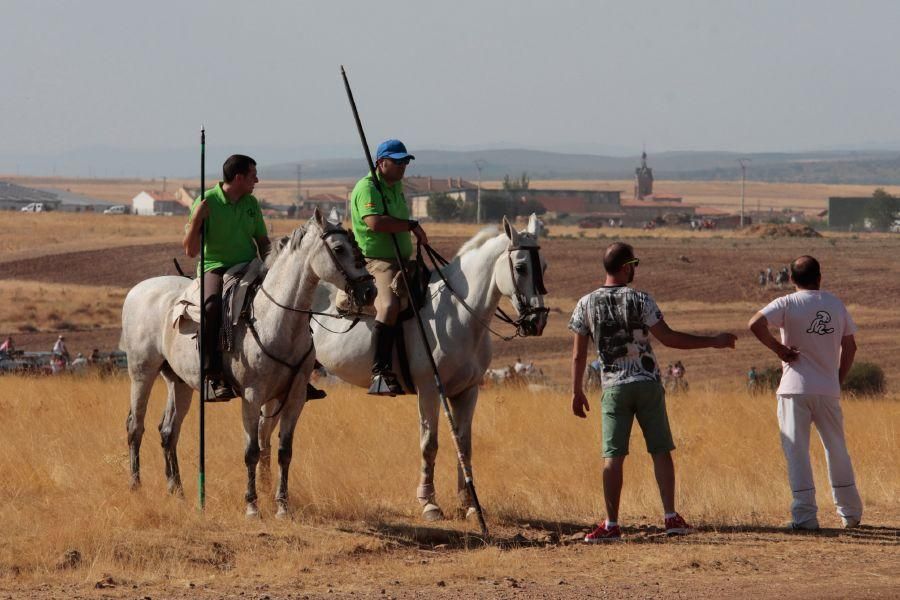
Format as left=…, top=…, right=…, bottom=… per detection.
left=495, top=213, right=549, bottom=336
left=306, top=207, right=376, bottom=309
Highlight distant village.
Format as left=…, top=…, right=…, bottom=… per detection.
left=0, top=152, right=894, bottom=231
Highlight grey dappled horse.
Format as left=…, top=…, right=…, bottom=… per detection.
left=120, top=209, right=375, bottom=517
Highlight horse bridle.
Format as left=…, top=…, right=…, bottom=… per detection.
left=319, top=228, right=374, bottom=302
left=423, top=240, right=549, bottom=340
left=247, top=226, right=371, bottom=372
left=505, top=242, right=549, bottom=318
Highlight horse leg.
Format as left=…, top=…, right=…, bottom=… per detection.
left=450, top=386, right=479, bottom=520
left=242, top=395, right=263, bottom=518
left=274, top=391, right=307, bottom=520
left=158, top=369, right=192, bottom=497
left=257, top=400, right=283, bottom=494
left=417, top=389, right=443, bottom=521
left=126, top=368, right=158, bottom=490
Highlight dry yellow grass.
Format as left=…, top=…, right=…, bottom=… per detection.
left=4, top=176, right=354, bottom=207
left=0, top=280, right=126, bottom=333
left=1, top=375, right=896, bottom=591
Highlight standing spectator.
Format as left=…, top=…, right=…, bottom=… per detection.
left=758, top=271, right=767, bottom=287
left=766, top=266, right=774, bottom=283
left=569, top=242, right=736, bottom=541
left=52, top=335, right=70, bottom=363
left=0, top=336, right=14, bottom=354
left=748, top=255, right=863, bottom=530
left=88, top=348, right=101, bottom=365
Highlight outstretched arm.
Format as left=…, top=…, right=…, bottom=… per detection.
left=748, top=312, right=799, bottom=362
left=650, top=318, right=736, bottom=349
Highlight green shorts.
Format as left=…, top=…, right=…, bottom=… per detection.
left=601, top=381, right=675, bottom=457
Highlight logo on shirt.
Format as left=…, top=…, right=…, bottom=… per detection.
left=806, top=310, right=835, bottom=335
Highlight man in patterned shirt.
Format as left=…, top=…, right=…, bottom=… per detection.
left=569, top=242, right=736, bottom=542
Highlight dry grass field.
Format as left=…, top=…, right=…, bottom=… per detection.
left=0, top=376, right=897, bottom=599
left=1, top=200, right=899, bottom=598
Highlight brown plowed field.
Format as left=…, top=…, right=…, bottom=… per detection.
left=2, top=226, right=898, bottom=386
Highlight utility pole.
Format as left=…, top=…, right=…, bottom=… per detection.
left=474, top=159, right=486, bottom=224
left=296, top=164, right=302, bottom=201
left=738, top=158, right=750, bottom=228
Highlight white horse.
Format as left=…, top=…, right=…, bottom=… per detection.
left=120, top=209, right=376, bottom=517
left=259, top=215, right=549, bottom=521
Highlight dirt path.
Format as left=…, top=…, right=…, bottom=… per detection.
left=2, top=514, right=897, bottom=599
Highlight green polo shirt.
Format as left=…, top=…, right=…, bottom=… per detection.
left=189, top=183, right=267, bottom=273
left=350, top=172, right=413, bottom=260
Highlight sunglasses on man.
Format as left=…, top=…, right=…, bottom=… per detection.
left=623, top=257, right=640, bottom=267
left=386, top=157, right=412, bottom=166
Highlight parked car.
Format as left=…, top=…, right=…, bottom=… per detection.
left=21, top=202, right=45, bottom=212
left=103, top=205, right=127, bottom=215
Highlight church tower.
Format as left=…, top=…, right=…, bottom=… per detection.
left=634, top=151, right=654, bottom=200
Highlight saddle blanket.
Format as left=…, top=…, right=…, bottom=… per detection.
left=171, top=259, right=266, bottom=336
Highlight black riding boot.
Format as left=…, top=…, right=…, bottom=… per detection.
left=368, top=321, right=404, bottom=396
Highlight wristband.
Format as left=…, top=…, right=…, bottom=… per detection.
left=408, top=219, right=419, bottom=231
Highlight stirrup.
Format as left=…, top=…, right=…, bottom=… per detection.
left=203, top=378, right=237, bottom=402
left=368, top=372, right=404, bottom=396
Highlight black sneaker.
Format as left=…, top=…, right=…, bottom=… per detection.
left=306, top=383, right=327, bottom=400
left=368, top=371, right=405, bottom=396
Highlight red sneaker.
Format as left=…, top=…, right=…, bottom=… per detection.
left=584, top=522, right=622, bottom=543
left=664, top=513, right=694, bottom=535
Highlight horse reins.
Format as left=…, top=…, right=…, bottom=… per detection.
left=422, top=242, right=549, bottom=341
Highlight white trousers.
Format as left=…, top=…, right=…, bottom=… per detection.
left=777, top=394, right=863, bottom=525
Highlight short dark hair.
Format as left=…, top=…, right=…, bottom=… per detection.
left=222, top=155, right=257, bottom=183
left=603, top=242, right=635, bottom=274
left=790, top=255, right=821, bottom=287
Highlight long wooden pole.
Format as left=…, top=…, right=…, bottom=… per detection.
left=340, top=66, right=489, bottom=539
left=198, top=126, right=207, bottom=510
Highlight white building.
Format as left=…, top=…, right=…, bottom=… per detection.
left=131, top=191, right=190, bottom=216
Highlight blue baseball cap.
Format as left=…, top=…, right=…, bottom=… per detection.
left=375, top=139, right=415, bottom=162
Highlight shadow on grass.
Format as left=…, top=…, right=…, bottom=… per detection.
left=337, top=518, right=899, bottom=552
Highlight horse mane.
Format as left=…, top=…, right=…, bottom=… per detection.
left=265, top=224, right=307, bottom=269
left=455, top=226, right=500, bottom=258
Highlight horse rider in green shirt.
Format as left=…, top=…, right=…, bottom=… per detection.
left=350, top=139, right=429, bottom=396
left=183, top=154, right=325, bottom=401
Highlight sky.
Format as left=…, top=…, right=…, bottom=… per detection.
left=2, top=0, right=900, bottom=174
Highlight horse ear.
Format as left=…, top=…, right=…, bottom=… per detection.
left=503, top=216, right=519, bottom=246
left=526, top=213, right=543, bottom=236
left=327, top=207, right=341, bottom=225
left=313, top=206, right=326, bottom=229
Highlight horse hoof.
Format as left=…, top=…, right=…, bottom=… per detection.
left=246, top=503, right=260, bottom=519
left=464, top=507, right=478, bottom=520
left=422, top=503, right=444, bottom=521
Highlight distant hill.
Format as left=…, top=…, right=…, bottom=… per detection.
left=261, top=149, right=900, bottom=184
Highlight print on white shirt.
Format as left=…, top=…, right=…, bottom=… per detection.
left=806, top=310, right=835, bottom=335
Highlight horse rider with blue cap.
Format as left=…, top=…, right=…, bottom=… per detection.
left=349, top=139, right=429, bottom=396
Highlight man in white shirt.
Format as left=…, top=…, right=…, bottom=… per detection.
left=748, top=255, right=862, bottom=530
